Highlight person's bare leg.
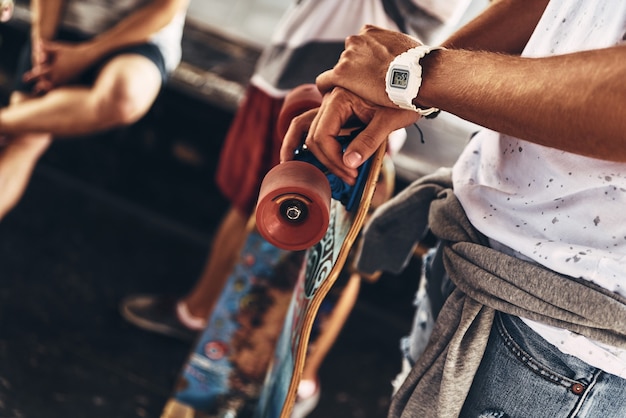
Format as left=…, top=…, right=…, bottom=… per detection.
left=0, top=54, right=162, bottom=137
left=0, top=91, right=53, bottom=220
left=0, top=54, right=162, bottom=220
left=181, top=206, right=252, bottom=321
left=0, top=136, right=51, bottom=220
left=300, top=272, right=361, bottom=384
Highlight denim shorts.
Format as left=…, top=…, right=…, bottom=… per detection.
left=461, top=312, right=626, bottom=417
left=14, top=29, right=167, bottom=93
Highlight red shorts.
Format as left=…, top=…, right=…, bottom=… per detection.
left=216, top=84, right=286, bottom=217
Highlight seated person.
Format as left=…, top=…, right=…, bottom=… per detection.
left=0, top=0, right=188, bottom=220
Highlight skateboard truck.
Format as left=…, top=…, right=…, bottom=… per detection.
left=280, top=197, right=306, bottom=223
left=256, top=84, right=372, bottom=251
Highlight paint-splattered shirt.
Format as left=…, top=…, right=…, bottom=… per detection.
left=453, top=0, right=626, bottom=377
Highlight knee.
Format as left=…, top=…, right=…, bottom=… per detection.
left=95, top=82, right=153, bottom=128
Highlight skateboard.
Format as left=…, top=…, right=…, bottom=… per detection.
left=160, top=85, right=328, bottom=418
left=0, top=0, right=13, bottom=22
left=161, top=228, right=305, bottom=418
left=161, top=84, right=387, bottom=418
left=254, top=85, right=387, bottom=418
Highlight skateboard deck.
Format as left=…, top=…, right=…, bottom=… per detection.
left=162, top=83, right=388, bottom=418
left=254, top=139, right=387, bottom=418
left=161, top=229, right=305, bottom=418
left=160, top=85, right=328, bottom=418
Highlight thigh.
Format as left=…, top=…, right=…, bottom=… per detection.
left=461, top=313, right=626, bottom=418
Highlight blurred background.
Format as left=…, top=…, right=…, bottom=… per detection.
left=0, top=1, right=482, bottom=417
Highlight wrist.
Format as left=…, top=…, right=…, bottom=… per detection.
left=385, top=45, right=444, bottom=116
left=414, top=48, right=444, bottom=111
left=81, top=39, right=107, bottom=64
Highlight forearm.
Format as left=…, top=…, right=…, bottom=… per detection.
left=83, top=0, right=188, bottom=61
left=442, top=0, right=549, bottom=54
left=30, top=0, right=65, bottom=40
left=418, top=46, right=626, bottom=161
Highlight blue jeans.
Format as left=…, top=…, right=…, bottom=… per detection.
left=461, top=312, right=626, bottom=417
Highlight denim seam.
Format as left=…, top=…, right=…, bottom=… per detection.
left=567, top=369, right=601, bottom=418
left=495, top=313, right=576, bottom=389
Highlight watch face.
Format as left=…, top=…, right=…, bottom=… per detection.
left=390, top=68, right=409, bottom=89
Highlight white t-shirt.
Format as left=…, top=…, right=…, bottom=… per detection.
left=250, top=0, right=480, bottom=97
left=452, top=0, right=626, bottom=377
left=250, top=0, right=401, bottom=97
left=61, top=0, right=186, bottom=72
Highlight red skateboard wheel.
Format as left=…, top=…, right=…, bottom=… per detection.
left=276, top=84, right=323, bottom=139
left=256, top=161, right=331, bottom=251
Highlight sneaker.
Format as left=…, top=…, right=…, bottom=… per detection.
left=119, top=295, right=199, bottom=342
left=291, top=379, right=320, bottom=418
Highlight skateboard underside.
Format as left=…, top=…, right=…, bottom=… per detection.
left=162, top=144, right=384, bottom=418
left=162, top=231, right=304, bottom=418
left=255, top=144, right=386, bottom=418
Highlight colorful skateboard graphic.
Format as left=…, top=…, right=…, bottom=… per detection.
left=161, top=230, right=304, bottom=418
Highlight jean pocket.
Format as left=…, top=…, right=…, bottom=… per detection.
left=495, top=312, right=590, bottom=390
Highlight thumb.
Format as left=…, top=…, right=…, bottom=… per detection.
left=344, top=108, right=419, bottom=169
left=343, top=125, right=385, bottom=170
left=315, top=69, right=336, bottom=95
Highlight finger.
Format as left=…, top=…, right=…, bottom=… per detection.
left=23, top=63, right=52, bottom=82
left=315, top=70, right=336, bottom=95
left=22, top=70, right=35, bottom=83
left=22, top=66, right=44, bottom=83
left=306, top=97, right=359, bottom=184
left=344, top=108, right=419, bottom=169
left=342, top=129, right=378, bottom=170
left=316, top=39, right=362, bottom=95
left=33, top=79, right=53, bottom=95
left=280, top=108, right=318, bottom=162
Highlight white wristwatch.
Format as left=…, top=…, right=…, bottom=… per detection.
left=385, top=45, right=443, bottom=116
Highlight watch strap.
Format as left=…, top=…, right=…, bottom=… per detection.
left=385, top=45, right=444, bottom=116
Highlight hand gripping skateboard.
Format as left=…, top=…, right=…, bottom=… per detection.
left=254, top=84, right=387, bottom=418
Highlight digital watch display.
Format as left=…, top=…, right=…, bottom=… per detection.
left=390, top=69, right=409, bottom=89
